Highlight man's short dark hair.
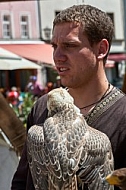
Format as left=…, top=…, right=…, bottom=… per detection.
left=53, top=4, right=114, bottom=64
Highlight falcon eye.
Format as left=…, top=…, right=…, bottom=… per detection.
left=118, top=176, right=124, bottom=181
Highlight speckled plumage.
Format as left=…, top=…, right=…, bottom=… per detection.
left=27, top=87, right=114, bottom=190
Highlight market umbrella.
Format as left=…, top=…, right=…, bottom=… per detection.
left=0, top=47, right=41, bottom=70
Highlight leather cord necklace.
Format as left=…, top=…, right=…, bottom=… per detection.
left=79, top=83, right=111, bottom=110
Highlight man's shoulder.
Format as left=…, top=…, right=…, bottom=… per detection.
left=34, top=93, right=48, bottom=109
left=116, top=89, right=126, bottom=103
left=29, top=94, right=48, bottom=124
left=110, top=88, right=126, bottom=113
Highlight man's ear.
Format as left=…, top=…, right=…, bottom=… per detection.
left=97, top=39, right=109, bottom=59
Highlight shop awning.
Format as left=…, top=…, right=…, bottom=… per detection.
left=0, top=47, right=41, bottom=70
left=108, top=53, right=126, bottom=61
left=0, top=44, right=54, bottom=67
left=106, top=60, right=115, bottom=68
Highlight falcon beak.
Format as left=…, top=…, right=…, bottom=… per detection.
left=106, top=174, right=119, bottom=185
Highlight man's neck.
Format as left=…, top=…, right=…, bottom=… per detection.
left=68, top=81, right=111, bottom=115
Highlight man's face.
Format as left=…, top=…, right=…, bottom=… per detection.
left=51, top=22, right=100, bottom=89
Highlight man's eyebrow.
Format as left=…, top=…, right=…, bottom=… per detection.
left=63, top=41, right=74, bottom=44
left=62, top=41, right=81, bottom=46
left=51, top=40, right=79, bottom=46
left=50, top=41, right=69, bottom=46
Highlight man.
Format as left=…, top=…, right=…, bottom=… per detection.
left=11, top=4, right=126, bottom=190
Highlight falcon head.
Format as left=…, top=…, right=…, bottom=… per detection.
left=106, top=168, right=126, bottom=189
left=47, top=87, right=80, bottom=116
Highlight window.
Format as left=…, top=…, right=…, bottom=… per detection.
left=107, top=13, right=114, bottom=24
left=55, top=11, right=60, bottom=16
left=107, top=12, right=115, bottom=38
left=2, top=14, right=12, bottom=39
left=20, top=15, right=29, bottom=39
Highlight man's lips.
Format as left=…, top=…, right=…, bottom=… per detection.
left=56, top=67, right=69, bottom=74
left=59, top=67, right=68, bottom=72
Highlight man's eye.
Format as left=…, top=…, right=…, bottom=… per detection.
left=65, top=44, right=75, bottom=48
left=65, top=44, right=71, bottom=47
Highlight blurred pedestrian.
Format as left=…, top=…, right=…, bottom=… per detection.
left=25, top=76, right=44, bottom=98
left=44, top=82, right=54, bottom=94
left=7, top=86, right=19, bottom=107
left=0, top=88, right=7, bottom=98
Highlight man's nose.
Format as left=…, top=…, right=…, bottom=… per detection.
left=53, top=47, right=67, bottom=63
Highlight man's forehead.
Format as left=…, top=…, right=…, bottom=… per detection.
left=53, top=21, right=81, bottom=30
left=51, top=22, right=83, bottom=42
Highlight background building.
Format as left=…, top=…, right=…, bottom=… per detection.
left=0, top=1, right=54, bottom=91
left=0, top=0, right=126, bottom=90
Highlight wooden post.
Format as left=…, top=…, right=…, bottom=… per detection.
left=0, top=93, right=26, bottom=156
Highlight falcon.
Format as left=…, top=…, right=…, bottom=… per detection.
left=27, top=87, right=114, bottom=190
left=106, top=168, right=126, bottom=189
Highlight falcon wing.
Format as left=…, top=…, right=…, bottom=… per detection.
left=77, top=125, right=114, bottom=190
left=27, top=124, right=48, bottom=190
left=41, top=115, right=85, bottom=189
